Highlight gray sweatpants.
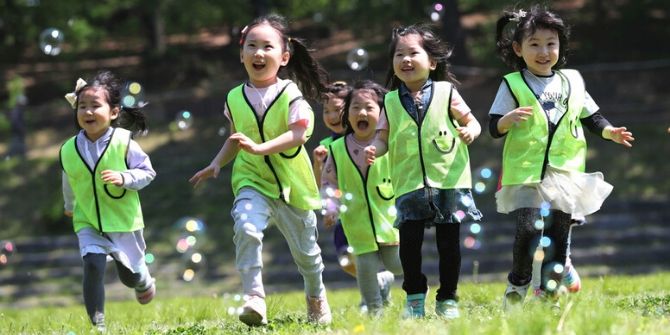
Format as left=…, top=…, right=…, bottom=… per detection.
left=231, top=187, right=326, bottom=299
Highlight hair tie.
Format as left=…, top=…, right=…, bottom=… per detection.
left=64, top=78, right=87, bottom=108
left=239, top=25, right=249, bottom=46
left=510, top=9, right=527, bottom=22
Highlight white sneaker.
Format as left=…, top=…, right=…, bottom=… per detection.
left=378, top=271, right=395, bottom=306
left=306, top=295, right=332, bottom=325
left=239, top=295, right=267, bottom=326
left=503, top=282, right=529, bottom=310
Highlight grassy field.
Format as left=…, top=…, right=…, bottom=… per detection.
left=1, top=272, right=669, bottom=334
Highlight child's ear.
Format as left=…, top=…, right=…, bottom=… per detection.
left=430, top=58, right=437, bottom=71
left=280, top=50, right=290, bottom=66
left=512, top=41, right=523, bottom=57
left=110, top=107, right=120, bottom=120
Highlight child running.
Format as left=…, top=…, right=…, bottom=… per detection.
left=321, top=80, right=403, bottom=316
left=60, top=70, right=156, bottom=332
left=490, top=5, right=634, bottom=308
left=313, top=81, right=358, bottom=277
left=365, top=24, right=483, bottom=319
left=189, top=14, right=332, bottom=326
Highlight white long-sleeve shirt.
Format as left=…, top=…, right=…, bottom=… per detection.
left=62, top=127, right=155, bottom=211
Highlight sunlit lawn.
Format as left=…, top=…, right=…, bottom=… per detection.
left=1, top=272, right=669, bottom=334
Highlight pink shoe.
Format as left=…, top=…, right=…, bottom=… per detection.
left=135, top=279, right=156, bottom=305
left=306, top=295, right=332, bottom=325
left=563, top=263, right=582, bottom=293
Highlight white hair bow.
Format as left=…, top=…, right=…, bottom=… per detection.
left=510, top=9, right=527, bottom=22
left=64, top=78, right=87, bottom=108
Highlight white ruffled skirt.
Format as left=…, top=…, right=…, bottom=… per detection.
left=495, top=165, right=613, bottom=220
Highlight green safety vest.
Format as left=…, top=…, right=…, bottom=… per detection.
left=385, top=81, right=472, bottom=197
left=501, top=70, right=587, bottom=186
left=330, top=137, right=398, bottom=255
left=228, top=82, right=320, bottom=210
left=60, top=128, right=144, bottom=233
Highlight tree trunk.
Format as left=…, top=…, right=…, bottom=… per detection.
left=441, top=0, right=469, bottom=65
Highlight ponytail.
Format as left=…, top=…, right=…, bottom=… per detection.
left=285, top=37, right=329, bottom=101
left=115, top=105, right=148, bottom=135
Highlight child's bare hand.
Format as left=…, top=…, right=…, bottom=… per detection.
left=457, top=126, right=476, bottom=145
left=501, top=107, right=533, bottom=130
left=100, top=170, right=124, bottom=186
left=364, top=145, right=376, bottom=165
left=313, top=145, right=328, bottom=162
left=323, top=214, right=337, bottom=228
left=229, top=133, right=260, bottom=154
left=189, top=164, right=220, bottom=188
left=609, top=127, right=634, bottom=147
left=64, top=210, right=73, bottom=217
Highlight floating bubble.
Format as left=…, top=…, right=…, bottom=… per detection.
left=433, top=2, right=444, bottom=12
left=546, top=279, right=558, bottom=291
left=325, top=187, right=335, bottom=198
left=0, top=254, right=7, bottom=265
left=39, top=28, right=64, bottom=56
left=145, top=253, right=155, bottom=264
left=191, top=253, right=203, bottom=264
left=244, top=203, right=253, bottom=211
left=344, top=193, right=353, bottom=201
left=539, top=236, right=552, bottom=247
left=227, top=306, right=237, bottom=315
left=346, top=48, right=369, bottom=71
left=540, top=201, right=551, bottom=217
left=127, top=82, right=141, bottom=95
left=463, top=236, right=476, bottom=249
left=460, top=195, right=473, bottom=207
left=533, top=249, right=545, bottom=262
left=480, top=168, right=493, bottom=179
left=534, top=219, right=545, bottom=230
left=233, top=294, right=242, bottom=301
left=313, top=12, right=324, bottom=23
left=430, top=12, right=441, bottom=22
left=218, top=127, right=227, bottom=137
left=183, top=269, right=195, bottom=282
left=339, top=204, right=348, bottom=213
left=346, top=246, right=355, bottom=254
left=469, top=223, right=481, bottom=235
left=387, top=206, right=398, bottom=217
left=121, top=81, right=146, bottom=108
left=175, top=217, right=206, bottom=233
left=333, top=189, right=343, bottom=199
left=320, top=209, right=327, bottom=215
left=552, top=263, right=564, bottom=274
left=474, top=181, right=486, bottom=194
left=454, top=210, right=466, bottom=221
left=176, top=111, right=193, bottom=130
left=3, top=241, right=14, bottom=253
left=338, top=254, right=351, bottom=267
left=185, top=235, right=197, bottom=247
left=176, top=238, right=190, bottom=253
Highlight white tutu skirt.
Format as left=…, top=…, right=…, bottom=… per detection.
left=496, top=165, right=613, bottom=220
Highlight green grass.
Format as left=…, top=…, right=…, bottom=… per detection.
left=2, top=273, right=669, bottom=334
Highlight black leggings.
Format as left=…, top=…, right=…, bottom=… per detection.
left=399, top=221, right=461, bottom=301
left=82, top=253, right=143, bottom=323
left=507, top=208, right=572, bottom=290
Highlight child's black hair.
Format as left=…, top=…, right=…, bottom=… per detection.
left=495, top=5, right=570, bottom=70
left=74, top=70, right=147, bottom=134
left=321, top=81, right=352, bottom=103
left=341, top=80, right=388, bottom=136
left=385, top=24, right=458, bottom=90
left=239, top=14, right=329, bottom=101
